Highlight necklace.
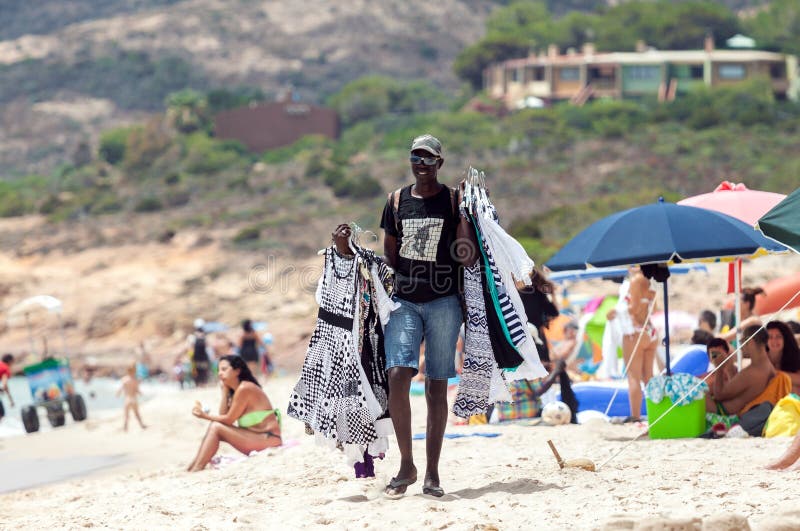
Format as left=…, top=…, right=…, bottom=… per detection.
left=332, top=248, right=356, bottom=279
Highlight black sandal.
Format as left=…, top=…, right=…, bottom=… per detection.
left=383, top=476, right=417, bottom=499
left=422, top=484, right=445, bottom=497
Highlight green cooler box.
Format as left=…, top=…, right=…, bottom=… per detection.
left=646, top=395, right=706, bottom=439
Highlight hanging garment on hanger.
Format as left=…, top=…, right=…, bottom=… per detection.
left=479, top=214, right=535, bottom=286
left=465, top=169, right=548, bottom=380
left=289, top=246, right=393, bottom=464
left=476, top=213, right=548, bottom=381
left=453, top=263, right=511, bottom=418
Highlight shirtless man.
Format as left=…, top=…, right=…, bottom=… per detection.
left=706, top=326, right=773, bottom=416
left=117, top=363, right=147, bottom=431
left=704, top=337, right=737, bottom=390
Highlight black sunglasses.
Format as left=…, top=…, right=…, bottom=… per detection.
left=409, top=155, right=440, bottom=166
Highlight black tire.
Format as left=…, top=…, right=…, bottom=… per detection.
left=68, top=394, right=87, bottom=421
left=46, top=404, right=66, bottom=427
left=22, top=405, right=40, bottom=433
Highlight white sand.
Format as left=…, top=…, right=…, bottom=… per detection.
left=2, top=374, right=800, bottom=530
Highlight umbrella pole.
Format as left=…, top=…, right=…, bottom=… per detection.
left=734, top=258, right=743, bottom=370
left=663, top=278, right=671, bottom=376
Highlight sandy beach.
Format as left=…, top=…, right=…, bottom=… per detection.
left=2, top=370, right=800, bottom=530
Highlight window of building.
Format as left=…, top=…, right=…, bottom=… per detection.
left=559, top=67, right=580, bottom=81
left=628, top=65, right=660, bottom=80
left=509, top=68, right=520, bottom=83
left=718, top=64, right=746, bottom=80
left=525, top=66, right=545, bottom=81
left=690, top=65, right=704, bottom=79
left=770, top=62, right=786, bottom=79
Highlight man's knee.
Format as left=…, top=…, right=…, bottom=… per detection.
left=424, top=379, right=447, bottom=401
left=388, top=367, right=414, bottom=388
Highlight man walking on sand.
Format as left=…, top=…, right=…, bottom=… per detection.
left=334, top=134, right=477, bottom=498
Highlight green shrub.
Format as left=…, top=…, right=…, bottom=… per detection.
left=262, top=135, right=332, bottom=164
left=123, top=121, right=173, bottom=176
left=183, top=133, right=244, bottom=174
left=304, top=153, right=327, bottom=178
left=99, top=127, right=133, bottom=165
left=207, top=87, right=266, bottom=114
left=331, top=174, right=383, bottom=198
left=38, top=194, right=63, bottom=215
left=164, top=188, right=191, bottom=207
left=134, top=195, right=164, bottom=212
left=233, top=225, right=261, bottom=243
left=165, top=89, right=210, bottom=134
left=89, top=194, right=124, bottom=215
left=328, top=76, right=449, bottom=127
left=0, top=191, right=29, bottom=217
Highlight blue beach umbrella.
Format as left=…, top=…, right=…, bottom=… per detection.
left=545, top=198, right=786, bottom=374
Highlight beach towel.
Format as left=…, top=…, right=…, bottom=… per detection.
left=740, top=371, right=792, bottom=416
left=209, top=440, right=301, bottom=469
left=494, top=379, right=544, bottom=422
left=412, top=432, right=501, bottom=440
left=764, top=393, right=800, bottom=438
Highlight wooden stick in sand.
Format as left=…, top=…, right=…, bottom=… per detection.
left=547, top=440, right=596, bottom=472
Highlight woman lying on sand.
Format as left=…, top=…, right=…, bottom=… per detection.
left=187, top=355, right=281, bottom=472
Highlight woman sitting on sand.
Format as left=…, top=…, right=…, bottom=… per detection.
left=187, top=355, right=281, bottom=472
left=766, top=320, right=800, bottom=394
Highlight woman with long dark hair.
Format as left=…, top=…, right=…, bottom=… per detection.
left=766, top=320, right=800, bottom=394
left=187, top=355, right=281, bottom=471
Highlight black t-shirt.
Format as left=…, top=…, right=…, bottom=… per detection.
left=380, top=184, right=459, bottom=303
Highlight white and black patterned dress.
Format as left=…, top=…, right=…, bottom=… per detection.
left=288, top=247, right=393, bottom=462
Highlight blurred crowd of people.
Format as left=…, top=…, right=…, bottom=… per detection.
left=174, top=318, right=274, bottom=389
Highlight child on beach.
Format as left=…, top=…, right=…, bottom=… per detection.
left=117, top=364, right=147, bottom=431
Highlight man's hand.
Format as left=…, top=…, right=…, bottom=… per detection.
left=331, top=224, right=353, bottom=256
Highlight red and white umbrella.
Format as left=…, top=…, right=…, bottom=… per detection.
left=678, top=181, right=786, bottom=226
left=679, top=181, right=787, bottom=367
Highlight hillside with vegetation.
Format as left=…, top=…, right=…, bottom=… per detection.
left=1, top=0, right=799, bottom=368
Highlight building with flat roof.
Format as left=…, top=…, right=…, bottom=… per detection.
left=214, top=93, right=339, bottom=153
left=484, top=37, right=798, bottom=108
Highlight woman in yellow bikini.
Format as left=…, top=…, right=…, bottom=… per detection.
left=187, top=355, right=281, bottom=472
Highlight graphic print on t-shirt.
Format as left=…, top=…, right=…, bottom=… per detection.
left=400, top=218, right=443, bottom=262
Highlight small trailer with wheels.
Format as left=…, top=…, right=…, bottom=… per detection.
left=5, top=295, right=88, bottom=433
left=21, top=358, right=87, bottom=433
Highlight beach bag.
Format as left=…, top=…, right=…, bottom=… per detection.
left=738, top=402, right=773, bottom=437
left=764, top=393, right=800, bottom=438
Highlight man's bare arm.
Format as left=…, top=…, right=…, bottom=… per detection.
left=384, top=233, right=399, bottom=270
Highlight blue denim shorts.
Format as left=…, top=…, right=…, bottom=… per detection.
left=384, top=294, right=462, bottom=380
